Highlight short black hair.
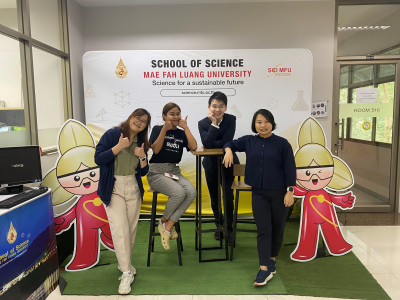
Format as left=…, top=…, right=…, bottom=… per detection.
left=251, top=109, right=276, bottom=133
left=208, top=91, right=227, bottom=106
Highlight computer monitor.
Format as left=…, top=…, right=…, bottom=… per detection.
left=0, top=146, right=42, bottom=194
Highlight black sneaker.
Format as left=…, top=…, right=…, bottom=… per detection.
left=268, top=259, right=276, bottom=274
left=214, top=231, right=223, bottom=240
left=253, top=269, right=273, bottom=286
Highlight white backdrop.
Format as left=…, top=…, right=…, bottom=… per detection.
left=84, top=49, right=312, bottom=144
left=83, top=49, right=313, bottom=209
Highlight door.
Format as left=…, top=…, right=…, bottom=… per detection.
left=333, top=61, right=400, bottom=212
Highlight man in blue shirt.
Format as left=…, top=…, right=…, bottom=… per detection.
left=198, top=91, right=239, bottom=243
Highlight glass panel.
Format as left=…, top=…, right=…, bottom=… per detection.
left=0, top=0, right=18, bottom=31
left=338, top=4, right=400, bottom=57
left=375, top=82, right=394, bottom=143
left=337, top=64, right=396, bottom=208
left=352, top=65, right=373, bottom=84
left=339, top=88, right=348, bottom=105
left=339, top=88, right=348, bottom=139
left=349, top=86, right=373, bottom=141
left=0, top=34, right=30, bottom=146
left=378, top=64, right=395, bottom=78
left=382, top=46, right=400, bottom=55
left=32, top=47, right=65, bottom=149
left=340, top=66, right=349, bottom=88
left=349, top=117, right=373, bottom=141
left=29, top=0, right=62, bottom=50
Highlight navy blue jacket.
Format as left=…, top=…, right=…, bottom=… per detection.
left=95, top=127, right=149, bottom=206
left=224, top=134, right=296, bottom=190
left=198, top=113, right=239, bottom=170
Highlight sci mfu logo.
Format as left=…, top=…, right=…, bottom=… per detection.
left=267, top=64, right=292, bottom=77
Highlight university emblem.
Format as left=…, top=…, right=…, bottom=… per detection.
left=7, top=222, right=17, bottom=244
left=115, top=58, right=128, bottom=79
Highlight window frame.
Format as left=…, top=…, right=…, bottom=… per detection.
left=0, top=0, right=71, bottom=153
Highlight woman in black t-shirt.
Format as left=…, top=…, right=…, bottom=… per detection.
left=147, top=102, right=197, bottom=250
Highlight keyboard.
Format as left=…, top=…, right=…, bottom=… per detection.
left=0, top=187, right=49, bottom=209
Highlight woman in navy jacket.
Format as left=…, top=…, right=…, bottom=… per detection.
left=223, top=109, right=296, bottom=287
left=95, top=108, right=150, bottom=295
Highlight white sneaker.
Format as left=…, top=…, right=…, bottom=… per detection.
left=118, top=265, right=137, bottom=275
left=118, top=272, right=134, bottom=295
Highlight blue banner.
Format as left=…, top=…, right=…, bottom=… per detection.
left=0, top=193, right=58, bottom=299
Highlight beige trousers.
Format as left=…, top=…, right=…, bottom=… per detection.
left=105, top=175, right=141, bottom=273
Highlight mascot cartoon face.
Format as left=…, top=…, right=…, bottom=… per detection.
left=56, top=151, right=100, bottom=195
left=296, top=145, right=334, bottom=191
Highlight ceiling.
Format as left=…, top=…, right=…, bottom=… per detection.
left=75, top=0, right=328, bottom=7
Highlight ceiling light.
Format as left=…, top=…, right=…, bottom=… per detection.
left=338, top=25, right=391, bottom=31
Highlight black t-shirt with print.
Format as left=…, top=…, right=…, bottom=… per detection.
left=149, top=125, right=189, bottom=164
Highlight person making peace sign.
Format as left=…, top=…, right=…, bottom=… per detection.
left=147, top=102, right=197, bottom=251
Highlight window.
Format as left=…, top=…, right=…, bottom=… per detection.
left=349, top=86, right=373, bottom=142
left=32, top=48, right=66, bottom=148
left=0, top=0, right=71, bottom=150
left=339, top=64, right=395, bottom=146
left=375, top=82, right=394, bottom=143
left=29, top=0, right=63, bottom=50
left=0, top=1, right=18, bottom=31
left=0, top=34, right=30, bottom=146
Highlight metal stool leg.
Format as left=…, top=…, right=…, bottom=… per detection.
left=230, top=190, right=240, bottom=261
left=175, top=221, right=183, bottom=266
left=147, top=191, right=158, bottom=266
left=175, top=221, right=184, bottom=251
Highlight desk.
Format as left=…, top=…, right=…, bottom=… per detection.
left=0, top=189, right=59, bottom=299
left=191, top=147, right=229, bottom=262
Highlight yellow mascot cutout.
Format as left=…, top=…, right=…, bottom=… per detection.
left=41, top=119, right=114, bottom=271
left=291, top=117, right=355, bottom=262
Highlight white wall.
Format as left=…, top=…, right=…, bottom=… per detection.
left=68, top=0, right=335, bottom=144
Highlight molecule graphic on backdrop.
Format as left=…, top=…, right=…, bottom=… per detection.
left=114, top=90, right=131, bottom=108
left=96, top=108, right=107, bottom=120
left=266, top=97, right=278, bottom=109
left=85, top=85, right=96, bottom=98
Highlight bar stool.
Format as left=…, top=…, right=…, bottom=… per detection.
left=230, top=164, right=257, bottom=260
left=147, top=189, right=183, bottom=266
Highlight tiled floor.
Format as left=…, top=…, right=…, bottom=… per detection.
left=47, top=223, right=400, bottom=300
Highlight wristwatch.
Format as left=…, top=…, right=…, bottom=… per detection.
left=140, top=157, right=146, bottom=162
left=287, top=186, right=294, bottom=192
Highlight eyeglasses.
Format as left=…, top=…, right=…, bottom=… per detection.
left=134, top=116, right=148, bottom=126
left=57, top=166, right=99, bottom=188
left=296, top=165, right=334, bottom=181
